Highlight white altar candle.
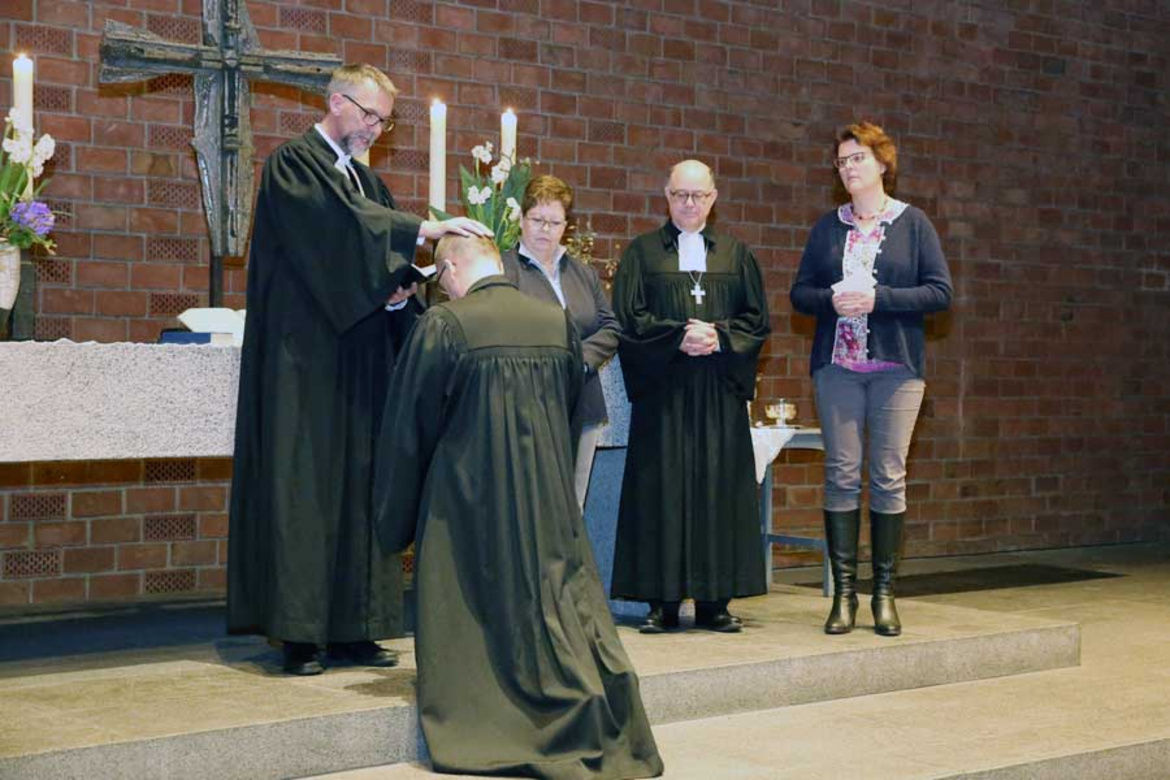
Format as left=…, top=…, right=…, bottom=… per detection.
left=13, top=55, right=34, bottom=197
left=500, top=108, right=517, bottom=163
left=429, top=99, right=447, bottom=214
left=12, top=55, right=33, bottom=130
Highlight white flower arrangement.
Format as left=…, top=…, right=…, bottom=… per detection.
left=466, top=185, right=492, bottom=206
left=505, top=197, right=522, bottom=223
left=431, top=141, right=532, bottom=253
left=471, top=143, right=493, bottom=166
left=1, top=108, right=57, bottom=253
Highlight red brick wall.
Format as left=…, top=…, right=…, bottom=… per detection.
left=1, top=1, right=1168, bottom=604
left=0, top=459, right=230, bottom=607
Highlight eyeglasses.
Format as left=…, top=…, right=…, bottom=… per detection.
left=525, top=216, right=566, bottom=231
left=340, top=94, right=395, bottom=131
left=833, top=152, right=871, bottom=169
left=668, top=190, right=714, bottom=204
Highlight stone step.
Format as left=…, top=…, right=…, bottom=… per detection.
left=0, top=587, right=1079, bottom=780
left=329, top=708, right=1170, bottom=780
left=320, top=544, right=1170, bottom=779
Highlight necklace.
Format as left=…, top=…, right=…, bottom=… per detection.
left=852, top=196, right=887, bottom=222
left=688, top=270, right=705, bottom=305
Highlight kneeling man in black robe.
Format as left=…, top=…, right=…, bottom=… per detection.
left=374, top=236, right=664, bottom=779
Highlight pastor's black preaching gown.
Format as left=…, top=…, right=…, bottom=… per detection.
left=611, top=222, right=771, bottom=603
left=227, top=130, right=423, bottom=645
left=375, top=277, right=663, bottom=779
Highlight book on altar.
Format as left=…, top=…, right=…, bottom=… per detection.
left=159, top=330, right=236, bottom=346
left=177, top=308, right=246, bottom=346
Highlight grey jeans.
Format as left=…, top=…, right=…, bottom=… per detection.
left=813, top=364, right=926, bottom=514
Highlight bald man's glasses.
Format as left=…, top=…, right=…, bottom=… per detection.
left=668, top=190, right=714, bottom=204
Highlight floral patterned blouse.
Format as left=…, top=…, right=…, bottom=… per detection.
left=831, top=198, right=908, bottom=372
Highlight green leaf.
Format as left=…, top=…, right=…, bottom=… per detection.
left=0, top=161, right=16, bottom=195
left=458, top=164, right=481, bottom=196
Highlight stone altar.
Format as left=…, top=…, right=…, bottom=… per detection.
left=0, top=342, right=239, bottom=463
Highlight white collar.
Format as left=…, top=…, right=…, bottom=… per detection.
left=676, top=225, right=707, bottom=272
left=315, top=124, right=352, bottom=168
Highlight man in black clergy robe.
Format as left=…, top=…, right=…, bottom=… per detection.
left=610, top=159, right=771, bottom=634
left=227, top=64, right=490, bottom=676
left=374, top=235, right=664, bottom=780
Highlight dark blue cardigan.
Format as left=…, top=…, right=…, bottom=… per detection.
left=790, top=204, right=952, bottom=378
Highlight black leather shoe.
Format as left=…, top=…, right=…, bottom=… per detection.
left=327, top=640, right=400, bottom=667
left=638, top=605, right=679, bottom=634
left=695, top=610, right=743, bottom=633
left=282, top=642, right=323, bottom=676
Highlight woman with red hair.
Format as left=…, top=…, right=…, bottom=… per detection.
left=791, top=121, right=953, bottom=637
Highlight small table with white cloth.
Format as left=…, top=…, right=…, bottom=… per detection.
left=750, top=425, right=828, bottom=594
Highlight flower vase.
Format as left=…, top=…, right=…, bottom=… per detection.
left=0, top=240, right=19, bottom=337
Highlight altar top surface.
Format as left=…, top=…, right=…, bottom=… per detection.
left=0, top=342, right=632, bottom=463
left=0, top=341, right=240, bottom=463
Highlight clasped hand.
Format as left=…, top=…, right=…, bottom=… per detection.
left=680, top=318, right=719, bottom=356
left=832, top=291, right=875, bottom=318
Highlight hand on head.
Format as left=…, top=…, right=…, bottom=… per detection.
left=433, top=234, right=502, bottom=299
left=419, top=217, right=494, bottom=241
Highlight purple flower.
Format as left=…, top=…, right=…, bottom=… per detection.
left=11, top=200, right=54, bottom=237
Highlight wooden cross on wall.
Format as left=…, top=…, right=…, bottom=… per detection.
left=99, top=0, right=341, bottom=306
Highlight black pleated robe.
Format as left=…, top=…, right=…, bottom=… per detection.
left=374, top=277, right=663, bottom=780
left=227, top=129, right=423, bottom=645
left=610, top=221, right=771, bottom=603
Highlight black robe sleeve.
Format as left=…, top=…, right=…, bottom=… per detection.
left=713, top=245, right=771, bottom=400
left=372, top=308, right=459, bottom=552
left=611, top=241, right=688, bottom=401
left=565, top=309, right=586, bottom=443
left=262, top=144, right=423, bottom=335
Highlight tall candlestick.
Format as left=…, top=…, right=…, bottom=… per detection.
left=500, top=108, right=517, bottom=163
left=428, top=99, right=447, bottom=214
left=12, top=55, right=33, bottom=130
